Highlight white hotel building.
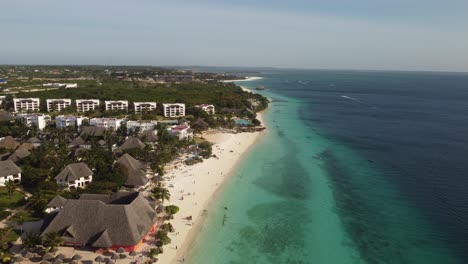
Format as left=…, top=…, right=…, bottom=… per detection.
left=89, top=118, right=124, bottom=130
left=105, top=100, right=128, bottom=112
left=76, top=99, right=100, bottom=112
left=16, top=114, right=51, bottom=130
left=196, top=104, right=216, bottom=115
left=13, top=98, right=40, bottom=112
left=46, top=99, right=72, bottom=112
left=56, top=115, right=86, bottom=129
left=163, top=103, right=185, bottom=117
left=127, top=120, right=158, bottom=133
left=134, top=102, right=157, bottom=114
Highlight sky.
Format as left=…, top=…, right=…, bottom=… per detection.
left=1, top=0, right=468, bottom=72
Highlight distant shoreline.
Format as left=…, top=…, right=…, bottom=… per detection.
left=220, top=76, right=263, bottom=83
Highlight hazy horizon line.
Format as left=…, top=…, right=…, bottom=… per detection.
left=1, top=64, right=467, bottom=74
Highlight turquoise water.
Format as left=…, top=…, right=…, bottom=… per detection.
left=186, top=92, right=361, bottom=263
left=186, top=71, right=467, bottom=263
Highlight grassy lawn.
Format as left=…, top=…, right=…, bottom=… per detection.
left=0, top=187, right=25, bottom=210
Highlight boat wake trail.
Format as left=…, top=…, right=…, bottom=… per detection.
left=341, top=95, right=372, bottom=107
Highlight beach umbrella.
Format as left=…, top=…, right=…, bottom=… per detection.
left=56, top=253, right=66, bottom=260
left=69, top=261, right=78, bottom=264
left=43, top=253, right=54, bottom=260
left=106, top=260, right=114, bottom=264
left=129, top=251, right=137, bottom=260
left=53, top=259, right=63, bottom=264
left=118, top=254, right=126, bottom=259
left=23, top=252, right=34, bottom=259
left=116, top=247, right=125, bottom=254
left=14, top=256, right=24, bottom=263
left=72, top=254, right=83, bottom=261
left=110, top=254, right=119, bottom=261
left=40, top=261, right=51, bottom=264
left=94, top=256, right=104, bottom=264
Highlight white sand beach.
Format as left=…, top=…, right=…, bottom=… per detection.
left=157, top=113, right=266, bottom=264
left=220, top=76, right=263, bottom=83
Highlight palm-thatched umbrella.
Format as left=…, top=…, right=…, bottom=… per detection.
left=23, top=252, right=34, bottom=259
left=94, top=256, right=104, bottom=264
left=56, top=253, right=66, bottom=260
left=129, top=251, right=137, bottom=259
left=106, top=260, right=114, bottom=264
left=115, top=247, right=125, bottom=254
left=40, top=260, right=51, bottom=264
left=14, top=256, right=25, bottom=263
left=53, top=259, right=63, bottom=264
left=69, top=260, right=78, bottom=264
left=43, top=253, right=54, bottom=261
left=72, top=254, right=83, bottom=261
left=118, top=254, right=126, bottom=259
left=110, top=254, right=118, bottom=261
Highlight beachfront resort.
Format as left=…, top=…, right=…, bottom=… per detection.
left=0, top=65, right=268, bottom=264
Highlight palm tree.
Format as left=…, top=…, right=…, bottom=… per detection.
left=22, top=232, right=42, bottom=250
left=42, top=232, right=63, bottom=252
left=5, top=180, right=16, bottom=196
left=151, top=187, right=170, bottom=203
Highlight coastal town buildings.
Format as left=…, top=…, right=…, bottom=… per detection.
left=89, top=118, right=124, bottom=130
left=16, top=114, right=51, bottom=130
left=0, top=160, right=22, bottom=186
left=196, top=104, right=216, bottom=115
left=56, top=115, right=86, bottom=129
left=126, top=120, right=158, bottom=133
left=43, top=83, right=78, bottom=89
left=163, top=103, right=185, bottom=117
left=134, top=102, right=157, bottom=114
left=13, top=98, right=40, bottom=112
left=76, top=99, right=100, bottom=112
left=46, top=99, right=72, bottom=112
left=105, top=100, right=128, bottom=112
left=167, top=125, right=193, bottom=140
left=41, top=191, right=157, bottom=251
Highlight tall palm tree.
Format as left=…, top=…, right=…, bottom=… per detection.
left=42, top=232, right=63, bottom=252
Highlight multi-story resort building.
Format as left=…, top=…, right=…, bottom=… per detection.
left=90, top=117, right=124, bottom=130
left=0, top=160, right=22, bottom=186
left=55, top=115, right=86, bottom=129
left=134, top=102, right=157, bottom=114
left=196, top=104, right=216, bottom=115
left=46, top=99, right=72, bottom=112
left=126, top=120, right=158, bottom=133
left=16, top=114, right=51, bottom=130
left=55, top=162, right=93, bottom=189
left=105, top=100, right=128, bottom=112
left=76, top=99, right=100, bottom=112
left=163, top=103, right=185, bottom=117
left=13, top=98, right=40, bottom=112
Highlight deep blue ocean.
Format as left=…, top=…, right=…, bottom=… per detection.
left=187, top=70, right=468, bottom=264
